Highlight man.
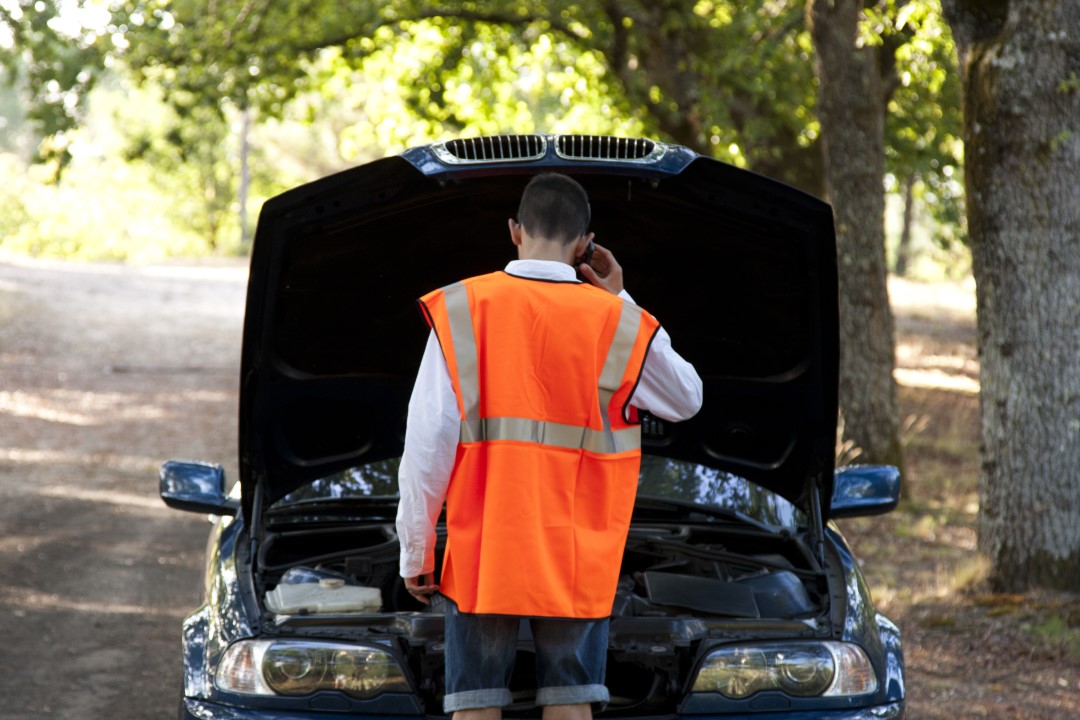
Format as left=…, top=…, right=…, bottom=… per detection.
left=396, top=172, right=702, bottom=720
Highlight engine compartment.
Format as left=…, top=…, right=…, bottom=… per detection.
left=251, top=516, right=831, bottom=714
left=256, top=520, right=825, bottom=620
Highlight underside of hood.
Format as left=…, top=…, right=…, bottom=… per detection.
left=239, top=136, right=839, bottom=523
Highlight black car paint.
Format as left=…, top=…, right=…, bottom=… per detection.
left=163, top=135, right=904, bottom=719
left=174, top=476, right=904, bottom=718
left=238, top=146, right=839, bottom=523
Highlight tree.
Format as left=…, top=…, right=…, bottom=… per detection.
left=808, top=0, right=965, bottom=466
left=111, top=0, right=823, bottom=190
left=942, top=0, right=1080, bottom=591
left=880, top=2, right=965, bottom=272
left=809, top=0, right=903, bottom=469
left=0, top=0, right=104, bottom=170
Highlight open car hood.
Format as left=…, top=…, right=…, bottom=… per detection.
left=239, top=135, right=839, bottom=523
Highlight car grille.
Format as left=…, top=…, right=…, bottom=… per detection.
left=435, top=135, right=547, bottom=163
left=431, top=134, right=668, bottom=165
left=555, top=135, right=664, bottom=162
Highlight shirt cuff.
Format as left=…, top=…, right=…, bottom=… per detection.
left=399, top=544, right=435, bottom=579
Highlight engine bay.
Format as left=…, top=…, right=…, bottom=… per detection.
left=256, top=520, right=825, bottom=619
left=252, top=516, right=832, bottom=714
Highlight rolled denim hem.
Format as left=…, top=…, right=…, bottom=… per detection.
left=536, top=684, right=610, bottom=707
left=443, top=688, right=514, bottom=712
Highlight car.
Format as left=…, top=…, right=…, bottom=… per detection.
left=161, top=134, right=905, bottom=719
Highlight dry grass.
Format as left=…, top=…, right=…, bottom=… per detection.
left=834, top=277, right=1080, bottom=718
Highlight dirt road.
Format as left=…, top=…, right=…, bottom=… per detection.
left=0, top=259, right=247, bottom=718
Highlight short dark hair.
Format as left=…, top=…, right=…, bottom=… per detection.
left=516, top=173, right=591, bottom=244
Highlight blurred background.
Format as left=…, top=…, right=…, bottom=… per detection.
left=0, top=0, right=966, bottom=272
left=2, top=2, right=1079, bottom=718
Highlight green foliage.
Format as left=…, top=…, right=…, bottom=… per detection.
left=303, top=23, right=647, bottom=156
left=0, top=152, right=209, bottom=261
left=0, top=0, right=106, bottom=169
left=0, top=76, right=35, bottom=157
left=120, top=94, right=244, bottom=251
left=0, top=1, right=967, bottom=261
left=1058, top=71, right=1080, bottom=95
left=108, top=0, right=962, bottom=207
left=1028, top=614, right=1080, bottom=660
left=875, top=1, right=967, bottom=248
left=0, top=73, right=283, bottom=261
left=109, top=0, right=824, bottom=191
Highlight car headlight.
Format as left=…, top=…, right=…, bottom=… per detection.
left=692, top=641, right=877, bottom=699
left=215, top=640, right=410, bottom=698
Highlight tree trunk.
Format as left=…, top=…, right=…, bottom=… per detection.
left=894, top=174, right=916, bottom=277
left=943, top=0, right=1080, bottom=591
left=810, top=0, right=904, bottom=469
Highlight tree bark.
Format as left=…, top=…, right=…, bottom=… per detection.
left=943, top=0, right=1080, bottom=591
left=810, top=0, right=904, bottom=469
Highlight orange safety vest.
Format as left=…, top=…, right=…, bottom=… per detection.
left=419, top=271, right=659, bottom=618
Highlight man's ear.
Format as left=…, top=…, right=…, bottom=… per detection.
left=508, top=218, right=524, bottom=247
left=573, top=233, right=593, bottom=260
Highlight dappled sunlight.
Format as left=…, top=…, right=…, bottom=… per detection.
left=0, top=390, right=102, bottom=425
left=844, top=277, right=1080, bottom=717
left=0, top=255, right=248, bottom=283
left=889, top=275, right=976, bottom=318
left=0, top=387, right=234, bottom=427
left=0, top=447, right=160, bottom=473
left=0, top=585, right=188, bottom=619
left=894, top=366, right=979, bottom=394
left=34, top=485, right=167, bottom=512
left=845, top=508, right=980, bottom=614
left=891, top=276, right=979, bottom=395
left=0, top=388, right=167, bottom=425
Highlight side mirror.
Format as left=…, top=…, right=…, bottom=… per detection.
left=830, top=465, right=901, bottom=519
left=160, top=460, right=239, bottom=516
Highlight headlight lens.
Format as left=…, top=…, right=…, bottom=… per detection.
left=692, top=641, right=877, bottom=699
left=774, top=646, right=835, bottom=695
left=216, top=640, right=409, bottom=698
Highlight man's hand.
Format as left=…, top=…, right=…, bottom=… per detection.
left=404, top=573, right=439, bottom=605
left=578, top=243, right=624, bottom=295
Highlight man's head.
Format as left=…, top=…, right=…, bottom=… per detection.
left=515, top=173, right=591, bottom=244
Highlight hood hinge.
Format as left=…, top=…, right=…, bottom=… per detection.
left=807, top=476, right=826, bottom=568
left=249, top=478, right=265, bottom=574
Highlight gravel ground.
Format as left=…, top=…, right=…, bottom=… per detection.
left=0, top=258, right=247, bottom=718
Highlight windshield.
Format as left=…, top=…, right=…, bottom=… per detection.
left=273, top=455, right=804, bottom=528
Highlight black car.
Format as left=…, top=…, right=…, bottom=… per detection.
left=162, top=134, right=905, bottom=719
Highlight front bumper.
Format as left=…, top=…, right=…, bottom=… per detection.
left=181, top=697, right=419, bottom=719
left=182, top=698, right=904, bottom=720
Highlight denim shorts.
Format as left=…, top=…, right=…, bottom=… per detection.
left=440, top=596, right=610, bottom=713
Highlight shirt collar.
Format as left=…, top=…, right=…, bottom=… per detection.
left=503, top=259, right=580, bottom=283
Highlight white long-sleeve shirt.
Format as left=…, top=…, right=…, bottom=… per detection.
left=396, top=259, right=704, bottom=578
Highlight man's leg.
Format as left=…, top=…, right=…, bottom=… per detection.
left=530, top=617, right=609, bottom=716
left=540, top=702, right=592, bottom=720
left=442, top=599, right=519, bottom=716
left=454, top=708, right=504, bottom=720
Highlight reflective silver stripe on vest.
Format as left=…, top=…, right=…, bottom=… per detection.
left=443, top=282, right=481, bottom=425
left=442, top=281, right=644, bottom=454
left=597, top=303, right=645, bottom=432
left=461, top=416, right=641, bottom=453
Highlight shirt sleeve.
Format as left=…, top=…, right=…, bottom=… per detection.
left=396, top=331, right=459, bottom=578
left=619, top=289, right=704, bottom=422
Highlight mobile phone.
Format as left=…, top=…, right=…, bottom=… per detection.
left=575, top=239, right=595, bottom=268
